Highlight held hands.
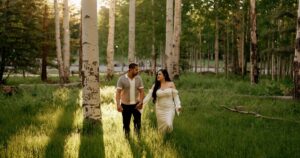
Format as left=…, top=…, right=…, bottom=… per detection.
left=136, top=102, right=143, bottom=110
left=117, top=104, right=123, bottom=112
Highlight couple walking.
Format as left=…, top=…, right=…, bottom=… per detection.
left=115, top=63, right=182, bottom=137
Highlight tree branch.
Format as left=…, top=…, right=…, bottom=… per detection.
left=220, top=105, right=300, bottom=124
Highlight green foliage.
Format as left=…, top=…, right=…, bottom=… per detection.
left=1, top=74, right=299, bottom=158
left=98, top=0, right=166, bottom=64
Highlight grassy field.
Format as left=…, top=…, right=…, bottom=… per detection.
left=0, top=73, right=300, bottom=158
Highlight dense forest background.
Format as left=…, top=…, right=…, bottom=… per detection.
left=0, top=0, right=297, bottom=80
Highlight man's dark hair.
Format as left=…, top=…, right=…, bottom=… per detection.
left=129, top=63, right=138, bottom=69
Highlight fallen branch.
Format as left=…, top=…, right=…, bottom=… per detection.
left=220, top=105, right=300, bottom=124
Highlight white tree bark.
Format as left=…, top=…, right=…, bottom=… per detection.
left=165, top=0, right=174, bottom=78
left=128, top=0, right=136, bottom=63
left=63, top=0, right=70, bottom=82
left=294, top=0, right=300, bottom=99
left=106, top=0, right=115, bottom=79
left=54, top=0, right=64, bottom=84
left=82, top=0, right=101, bottom=121
left=172, top=0, right=181, bottom=78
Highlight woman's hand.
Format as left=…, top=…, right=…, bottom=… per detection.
left=136, top=102, right=143, bottom=109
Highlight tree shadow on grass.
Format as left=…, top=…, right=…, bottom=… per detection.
left=127, top=136, right=153, bottom=158
left=78, top=119, right=105, bottom=158
left=44, top=107, right=76, bottom=158
left=0, top=86, right=58, bottom=157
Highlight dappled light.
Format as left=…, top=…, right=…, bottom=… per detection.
left=1, top=75, right=300, bottom=157
left=1, top=0, right=300, bottom=157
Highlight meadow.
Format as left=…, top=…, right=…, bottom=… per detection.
left=0, top=73, right=300, bottom=158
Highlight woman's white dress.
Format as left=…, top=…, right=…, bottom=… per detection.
left=143, top=87, right=181, bottom=133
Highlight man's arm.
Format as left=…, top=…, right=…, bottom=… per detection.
left=116, top=89, right=123, bottom=112
left=136, top=88, right=144, bottom=109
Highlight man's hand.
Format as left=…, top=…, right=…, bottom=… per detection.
left=117, top=104, right=123, bottom=112
left=136, top=102, right=143, bottom=110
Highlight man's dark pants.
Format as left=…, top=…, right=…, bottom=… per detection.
left=121, top=103, right=141, bottom=136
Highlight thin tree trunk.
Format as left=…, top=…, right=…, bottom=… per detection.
left=128, top=0, right=136, bottom=63
left=235, top=1, right=244, bottom=75
left=160, top=42, right=165, bottom=69
left=172, top=0, right=181, bottom=79
left=106, top=0, right=115, bottom=80
left=79, top=8, right=83, bottom=79
left=266, top=37, right=270, bottom=75
left=277, top=56, right=280, bottom=81
left=165, top=0, right=174, bottom=77
left=271, top=33, right=275, bottom=80
left=207, top=46, right=210, bottom=71
left=199, top=31, right=202, bottom=73
left=151, top=0, right=156, bottom=75
left=41, top=5, right=49, bottom=82
left=232, top=30, right=239, bottom=74
left=272, top=53, right=275, bottom=80
left=0, top=0, right=9, bottom=83
left=214, top=7, right=219, bottom=74
left=250, top=0, right=259, bottom=84
left=280, top=58, right=284, bottom=79
left=0, top=51, right=5, bottom=83
left=193, top=47, right=197, bottom=72
left=191, top=48, right=194, bottom=72
left=290, top=55, right=293, bottom=77
left=225, top=24, right=229, bottom=76
left=63, top=0, right=70, bottom=83
left=54, top=0, right=64, bottom=84
left=82, top=0, right=101, bottom=121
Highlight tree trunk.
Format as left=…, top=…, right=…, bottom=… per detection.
left=198, top=31, right=202, bottom=73
left=54, top=0, right=64, bottom=84
left=151, top=0, right=156, bottom=75
left=225, top=24, right=229, bottom=76
left=165, top=0, right=174, bottom=78
left=160, top=42, right=165, bottom=69
left=128, top=0, right=136, bottom=63
left=82, top=0, right=101, bottom=121
left=193, top=47, right=197, bottom=72
left=271, top=33, right=275, bottom=80
left=235, top=1, right=244, bottom=75
left=207, top=46, right=210, bottom=71
left=214, top=17, right=219, bottom=74
left=172, top=0, right=181, bottom=79
left=294, top=0, right=300, bottom=99
left=106, top=0, right=115, bottom=80
left=63, top=0, right=70, bottom=83
left=0, top=51, right=5, bottom=83
left=79, top=8, right=83, bottom=79
left=232, top=29, right=239, bottom=74
left=214, top=1, right=219, bottom=74
left=0, top=0, right=9, bottom=84
left=250, top=0, right=259, bottom=84
left=41, top=5, right=49, bottom=82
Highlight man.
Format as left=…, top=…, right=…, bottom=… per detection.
left=116, top=63, right=144, bottom=137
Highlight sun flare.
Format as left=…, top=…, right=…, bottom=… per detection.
left=69, top=0, right=109, bottom=10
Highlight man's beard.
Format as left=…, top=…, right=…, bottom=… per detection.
left=132, top=73, right=138, bottom=77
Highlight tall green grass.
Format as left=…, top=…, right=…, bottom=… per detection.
left=0, top=74, right=299, bottom=158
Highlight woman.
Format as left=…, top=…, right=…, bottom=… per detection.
left=143, top=69, right=181, bottom=134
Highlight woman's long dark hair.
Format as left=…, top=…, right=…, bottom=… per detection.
left=152, top=69, right=171, bottom=103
